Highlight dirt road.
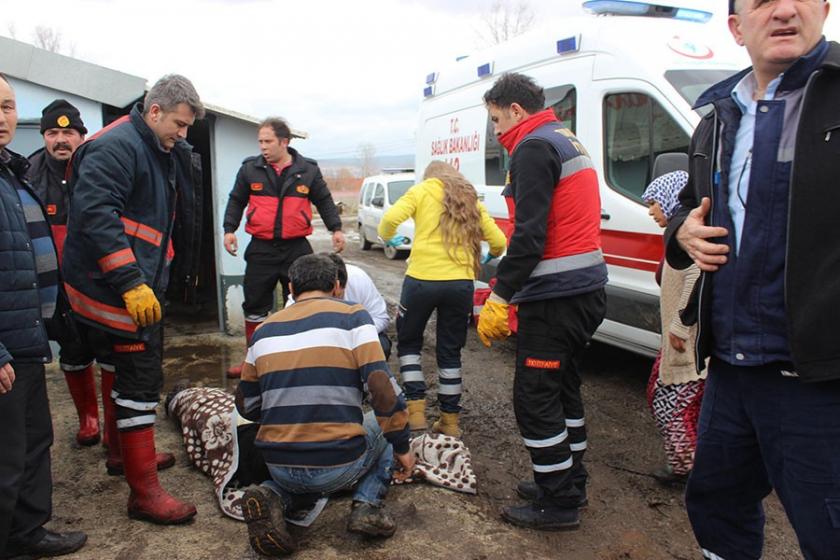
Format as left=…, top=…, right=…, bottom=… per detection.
left=45, top=226, right=801, bottom=559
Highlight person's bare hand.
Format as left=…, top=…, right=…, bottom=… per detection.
left=669, top=333, right=686, bottom=353
left=223, top=233, right=238, bottom=256
left=0, top=362, right=15, bottom=394
left=676, top=197, right=730, bottom=272
left=332, top=230, right=346, bottom=253
left=393, top=451, right=416, bottom=482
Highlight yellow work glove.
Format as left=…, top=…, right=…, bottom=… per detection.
left=477, top=293, right=511, bottom=347
left=122, top=284, right=161, bottom=327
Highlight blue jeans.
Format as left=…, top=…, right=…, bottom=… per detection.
left=263, top=411, right=393, bottom=506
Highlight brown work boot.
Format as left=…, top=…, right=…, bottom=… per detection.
left=431, top=411, right=462, bottom=438
left=347, top=501, right=396, bottom=538
left=242, top=486, right=296, bottom=556
left=407, top=399, right=427, bottom=431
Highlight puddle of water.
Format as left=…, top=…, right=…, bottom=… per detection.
left=162, top=341, right=243, bottom=392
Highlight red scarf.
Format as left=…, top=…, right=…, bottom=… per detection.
left=498, top=108, right=558, bottom=153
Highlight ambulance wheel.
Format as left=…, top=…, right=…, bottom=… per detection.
left=359, top=225, right=372, bottom=250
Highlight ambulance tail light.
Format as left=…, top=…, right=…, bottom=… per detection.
left=582, top=0, right=713, bottom=23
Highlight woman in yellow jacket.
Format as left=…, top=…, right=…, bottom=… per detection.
left=379, top=161, right=506, bottom=437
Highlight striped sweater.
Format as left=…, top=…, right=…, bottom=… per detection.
left=236, top=296, right=410, bottom=467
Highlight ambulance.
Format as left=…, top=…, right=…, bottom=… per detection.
left=415, top=0, right=749, bottom=357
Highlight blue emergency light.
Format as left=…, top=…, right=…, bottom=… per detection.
left=423, top=86, right=434, bottom=98
left=477, top=63, right=493, bottom=78
left=426, top=72, right=437, bottom=85
left=582, top=0, right=713, bottom=23
left=556, top=35, right=580, bottom=55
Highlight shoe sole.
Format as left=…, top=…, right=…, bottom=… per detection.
left=500, top=510, right=580, bottom=532
left=128, top=507, right=196, bottom=525
left=242, top=490, right=295, bottom=556
left=515, top=488, right=588, bottom=509
left=347, top=521, right=397, bottom=538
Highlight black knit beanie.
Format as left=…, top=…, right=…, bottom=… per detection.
left=40, top=99, right=87, bottom=135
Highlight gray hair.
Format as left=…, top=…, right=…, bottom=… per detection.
left=144, top=74, right=205, bottom=119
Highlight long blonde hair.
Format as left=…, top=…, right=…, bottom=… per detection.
left=423, top=161, right=483, bottom=276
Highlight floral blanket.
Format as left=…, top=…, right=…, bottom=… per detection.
left=168, top=387, right=246, bottom=519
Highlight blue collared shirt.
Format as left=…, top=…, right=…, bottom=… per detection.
left=728, top=71, right=783, bottom=254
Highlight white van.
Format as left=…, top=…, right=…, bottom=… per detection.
left=415, top=1, right=749, bottom=357
left=357, top=171, right=415, bottom=259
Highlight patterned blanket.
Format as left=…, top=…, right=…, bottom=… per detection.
left=168, top=387, right=478, bottom=522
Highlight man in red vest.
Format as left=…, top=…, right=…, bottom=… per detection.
left=222, top=117, right=344, bottom=377
left=477, top=73, right=607, bottom=531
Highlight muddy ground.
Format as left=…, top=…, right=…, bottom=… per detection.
left=44, top=226, right=802, bottom=559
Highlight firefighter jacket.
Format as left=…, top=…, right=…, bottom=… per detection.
left=222, top=148, right=341, bottom=240
left=62, top=104, right=200, bottom=340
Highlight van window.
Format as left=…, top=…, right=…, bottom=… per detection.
left=387, top=180, right=413, bottom=204
left=484, top=84, right=577, bottom=187
left=371, top=183, right=385, bottom=208
left=603, top=93, right=689, bottom=201
left=362, top=183, right=374, bottom=206
left=545, top=85, right=576, bottom=134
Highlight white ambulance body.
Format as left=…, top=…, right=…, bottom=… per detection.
left=415, top=2, right=749, bottom=357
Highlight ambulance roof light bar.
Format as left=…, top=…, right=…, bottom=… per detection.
left=582, top=1, right=713, bottom=23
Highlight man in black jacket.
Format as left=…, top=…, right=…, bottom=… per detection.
left=62, top=74, right=203, bottom=525
left=27, top=100, right=110, bottom=449
left=0, top=73, right=87, bottom=559
left=222, top=117, right=344, bottom=377
left=665, top=1, right=840, bottom=558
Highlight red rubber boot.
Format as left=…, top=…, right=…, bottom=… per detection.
left=102, top=370, right=175, bottom=476
left=120, top=427, right=196, bottom=524
left=226, top=319, right=261, bottom=378
left=63, top=365, right=101, bottom=446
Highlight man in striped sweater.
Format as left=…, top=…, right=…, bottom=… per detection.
left=236, top=254, right=414, bottom=557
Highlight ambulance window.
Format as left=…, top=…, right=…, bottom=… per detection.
left=485, top=118, right=508, bottom=187
left=603, top=93, right=689, bottom=202
left=545, top=85, right=576, bottom=134
left=483, top=85, right=577, bottom=187
left=362, top=183, right=374, bottom=206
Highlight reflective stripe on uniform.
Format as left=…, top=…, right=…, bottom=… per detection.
left=438, top=382, right=462, bottom=395
left=65, top=283, right=138, bottom=333
left=116, top=415, right=156, bottom=429
left=566, top=417, right=585, bottom=428
left=121, top=217, right=163, bottom=247
left=97, top=247, right=137, bottom=273
left=438, top=367, right=461, bottom=380
left=530, top=250, right=604, bottom=278
left=569, top=441, right=587, bottom=452
left=60, top=361, right=94, bottom=372
left=399, top=354, right=422, bottom=366
left=401, top=370, right=425, bottom=383
left=532, top=457, right=574, bottom=473
left=523, top=429, right=568, bottom=448
left=114, top=397, right=158, bottom=411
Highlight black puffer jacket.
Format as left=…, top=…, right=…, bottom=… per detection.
left=0, top=149, right=52, bottom=366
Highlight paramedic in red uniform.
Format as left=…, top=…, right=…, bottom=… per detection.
left=222, top=117, right=344, bottom=378
left=477, top=73, right=607, bottom=531
left=62, top=74, right=204, bottom=525
left=27, top=100, right=113, bottom=448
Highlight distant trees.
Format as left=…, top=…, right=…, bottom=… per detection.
left=357, top=142, right=378, bottom=178
left=5, top=23, right=76, bottom=56
left=476, top=0, right=535, bottom=47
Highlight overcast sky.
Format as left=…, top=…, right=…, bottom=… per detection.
left=2, top=0, right=837, bottom=160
